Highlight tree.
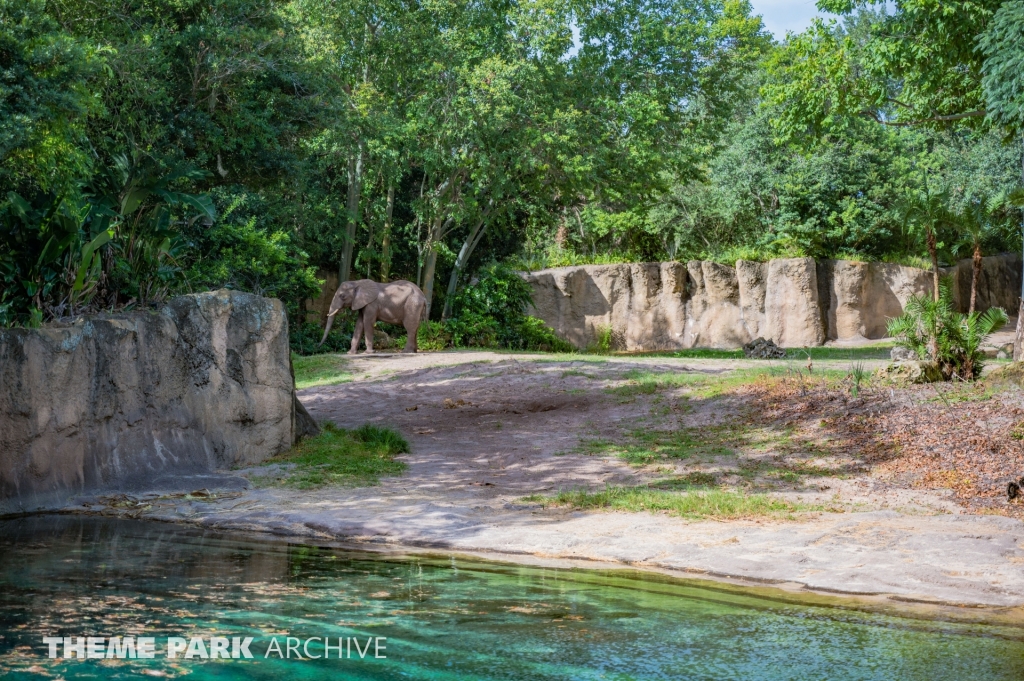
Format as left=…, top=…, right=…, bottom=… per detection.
left=978, top=1, right=1024, bottom=134
left=0, top=0, right=102, bottom=196
left=764, top=2, right=999, bottom=136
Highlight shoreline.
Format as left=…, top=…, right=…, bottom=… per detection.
left=8, top=507, right=1024, bottom=628
left=22, top=485, right=1024, bottom=610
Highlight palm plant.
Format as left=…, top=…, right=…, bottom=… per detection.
left=887, top=283, right=1008, bottom=380
left=900, top=188, right=957, bottom=302
left=947, top=199, right=996, bottom=314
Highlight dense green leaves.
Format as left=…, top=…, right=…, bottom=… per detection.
left=979, top=1, right=1024, bottom=134
left=0, top=0, right=102, bottom=194
left=3, top=0, right=1021, bottom=340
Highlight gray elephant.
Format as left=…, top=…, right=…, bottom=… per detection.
left=319, top=279, right=427, bottom=353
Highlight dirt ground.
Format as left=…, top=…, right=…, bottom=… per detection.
left=70, top=350, right=1024, bottom=608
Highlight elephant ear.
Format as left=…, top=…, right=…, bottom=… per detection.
left=352, top=281, right=379, bottom=310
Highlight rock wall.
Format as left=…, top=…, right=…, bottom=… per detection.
left=0, top=290, right=304, bottom=515
left=524, top=254, right=1022, bottom=351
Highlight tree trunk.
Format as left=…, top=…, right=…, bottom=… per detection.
left=339, top=146, right=365, bottom=283
left=441, top=203, right=493, bottom=321
left=969, top=240, right=982, bottom=314
left=1015, top=134, right=1024, bottom=361
left=926, top=226, right=940, bottom=302
left=380, top=183, right=394, bottom=281
left=1015, top=300, right=1024, bottom=362
left=420, top=215, right=447, bottom=320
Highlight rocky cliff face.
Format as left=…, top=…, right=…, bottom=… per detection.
left=524, top=254, right=1022, bottom=351
left=0, top=290, right=305, bottom=514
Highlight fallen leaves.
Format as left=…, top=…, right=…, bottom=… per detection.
left=737, top=376, right=1024, bottom=516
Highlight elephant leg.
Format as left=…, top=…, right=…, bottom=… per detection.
left=349, top=314, right=363, bottom=354
left=363, top=311, right=376, bottom=353
left=403, top=318, right=419, bottom=353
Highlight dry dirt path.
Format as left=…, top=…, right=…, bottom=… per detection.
left=98, top=351, right=1024, bottom=609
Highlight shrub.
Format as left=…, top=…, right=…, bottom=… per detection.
left=887, top=285, right=1008, bottom=380
left=290, top=320, right=353, bottom=356
left=182, top=212, right=321, bottom=316
left=417, top=320, right=452, bottom=351
left=504, top=316, right=574, bottom=352
left=445, top=261, right=574, bottom=351
left=588, top=324, right=615, bottom=353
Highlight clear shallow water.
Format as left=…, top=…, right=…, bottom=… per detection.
left=0, top=517, right=1022, bottom=680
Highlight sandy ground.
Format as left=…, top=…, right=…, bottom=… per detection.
left=65, top=350, right=1024, bottom=610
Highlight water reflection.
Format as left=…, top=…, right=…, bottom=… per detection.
left=0, top=515, right=1022, bottom=680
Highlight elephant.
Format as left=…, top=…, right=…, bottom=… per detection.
left=319, top=279, right=428, bottom=353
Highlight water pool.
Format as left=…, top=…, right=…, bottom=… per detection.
left=0, top=516, right=1021, bottom=680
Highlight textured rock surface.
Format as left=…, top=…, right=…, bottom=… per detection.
left=764, top=257, right=825, bottom=347
left=0, top=290, right=300, bottom=514
left=524, top=253, right=1022, bottom=350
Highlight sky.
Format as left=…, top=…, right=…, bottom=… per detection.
left=749, top=0, right=833, bottom=38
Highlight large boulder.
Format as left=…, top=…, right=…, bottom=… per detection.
left=0, top=290, right=305, bottom=514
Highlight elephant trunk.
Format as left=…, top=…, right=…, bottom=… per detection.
left=319, top=310, right=338, bottom=346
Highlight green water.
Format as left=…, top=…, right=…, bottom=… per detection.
left=0, top=517, right=1022, bottom=680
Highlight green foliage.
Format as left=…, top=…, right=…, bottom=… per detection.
left=765, top=2, right=994, bottom=136
left=589, top=325, right=616, bottom=354
left=0, top=0, right=102, bottom=195
left=505, top=316, right=574, bottom=353
left=265, top=422, right=407, bottom=488
left=979, top=1, right=1024, bottom=134
left=0, top=153, right=217, bottom=324
left=4, top=0, right=1021, bottom=328
left=182, top=203, right=321, bottom=313
left=849, top=362, right=868, bottom=397
left=886, top=286, right=1009, bottom=380
left=416, top=321, right=453, bottom=352
left=435, top=262, right=573, bottom=351
left=291, top=321, right=353, bottom=357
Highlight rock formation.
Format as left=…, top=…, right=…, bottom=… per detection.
left=0, top=290, right=308, bottom=514
left=524, top=253, right=1022, bottom=351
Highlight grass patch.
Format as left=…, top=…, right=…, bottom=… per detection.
left=607, top=368, right=778, bottom=400
left=293, top=354, right=353, bottom=389
left=575, top=427, right=738, bottom=466
left=530, top=485, right=809, bottom=519
left=607, top=370, right=718, bottom=398
left=651, top=472, right=719, bottom=488
left=632, top=428, right=734, bottom=459
left=263, top=422, right=408, bottom=488
left=636, top=344, right=893, bottom=361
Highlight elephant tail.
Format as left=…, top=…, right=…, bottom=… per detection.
left=419, top=299, right=428, bottom=322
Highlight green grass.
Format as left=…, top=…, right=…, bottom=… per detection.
left=527, top=485, right=810, bottom=519
left=638, top=344, right=894, bottom=361
left=293, top=353, right=353, bottom=389
left=607, top=368, right=776, bottom=400
left=262, top=422, right=408, bottom=488
left=606, top=370, right=710, bottom=397
left=575, top=427, right=737, bottom=466
left=561, top=369, right=596, bottom=378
